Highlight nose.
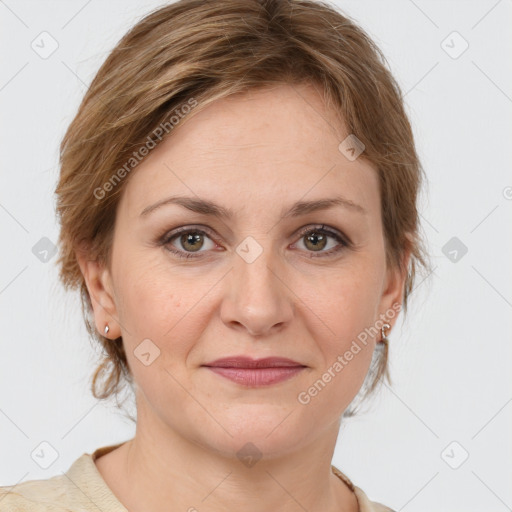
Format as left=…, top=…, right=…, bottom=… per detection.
left=220, top=244, right=294, bottom=337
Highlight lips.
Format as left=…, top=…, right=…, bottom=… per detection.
left=202, top=357, right=306, bottom=387
left=203, top=356, right=304, bottom=369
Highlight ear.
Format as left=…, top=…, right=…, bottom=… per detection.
left=76, top=248, right=120, bottom=339
left=377, top=248, right=411, bottom=334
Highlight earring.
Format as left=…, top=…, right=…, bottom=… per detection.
left=104, top=324, right=110, bottom=336
left=380, top=323, right=391, bottom=345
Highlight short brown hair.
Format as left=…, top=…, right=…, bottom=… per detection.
left=55, top=0, right=430, bottom=410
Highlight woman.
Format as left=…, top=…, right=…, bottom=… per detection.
left=0, top=0, right=429, bottom=510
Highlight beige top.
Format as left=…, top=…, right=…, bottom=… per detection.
left=0, top=443, right=395, bottom=511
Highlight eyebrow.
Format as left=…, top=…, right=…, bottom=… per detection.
left=140, top=195, right=367, bottom=219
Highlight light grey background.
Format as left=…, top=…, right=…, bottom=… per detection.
left=1, top=1, right=511, bottom=510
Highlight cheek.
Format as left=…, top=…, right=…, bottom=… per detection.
left=313, top=257, right=384, bottom=342
left=113, top=246, right=187, bottom=326
left=296, top=282, right=378, bottom=416
left=305, top=257, right=384, bottom=396
left=113, top=252, right=214, bottom=367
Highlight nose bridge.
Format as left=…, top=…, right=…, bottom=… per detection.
left=235, top=235, right=282, bottom=304
left=221, top=235, right=293, bottom=335
left=236, top=237, right=276, bottom=289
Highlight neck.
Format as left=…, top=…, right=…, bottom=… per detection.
left=96, top=402, right=358, bottom=512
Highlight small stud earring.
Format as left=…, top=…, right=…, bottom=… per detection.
left=104, top=325, right=110, bottom=336
left=381, top=323, right=391, bottom=345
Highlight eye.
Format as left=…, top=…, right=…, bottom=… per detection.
left=158, top=224, right=350, bottom=260
left=293, top=225, right=349, bottom=258
left=160, top=227, right=218, bottom=259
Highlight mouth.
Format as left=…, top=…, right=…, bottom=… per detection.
left=202, top=357, right=307, bottom=387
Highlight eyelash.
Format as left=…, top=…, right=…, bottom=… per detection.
left=158, top=224, right=350, bottom=260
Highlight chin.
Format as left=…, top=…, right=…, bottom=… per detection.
left=191, top=404, right=315, bottom=461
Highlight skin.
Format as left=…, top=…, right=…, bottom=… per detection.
left=78, top=82, right=410, bottom=512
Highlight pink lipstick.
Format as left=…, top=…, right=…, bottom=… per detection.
left=202, top=357, right=306, bottom=387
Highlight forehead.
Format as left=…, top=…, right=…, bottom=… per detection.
left=119, top=83, right=380, bottom=222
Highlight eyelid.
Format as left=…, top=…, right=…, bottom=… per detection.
left=293, top=224, right=351, bottom=246
left=161, top=223, right=349, bottom=243
left=158, top=223, right=350, bottom=259
left=160, top=224, right=220, bottom=244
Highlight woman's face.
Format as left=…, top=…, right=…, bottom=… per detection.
left=82, top=83, right=407, bottom=458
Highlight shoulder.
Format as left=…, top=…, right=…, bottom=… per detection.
left=0, top=446, right=126, bottom=512
left=0, top=445, right=126, bottom=512
left=0, top=473, right=72, bottom=511
left=331, top=465, right=395, bottom=512
left=353, top=486, right=396, bottom=512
